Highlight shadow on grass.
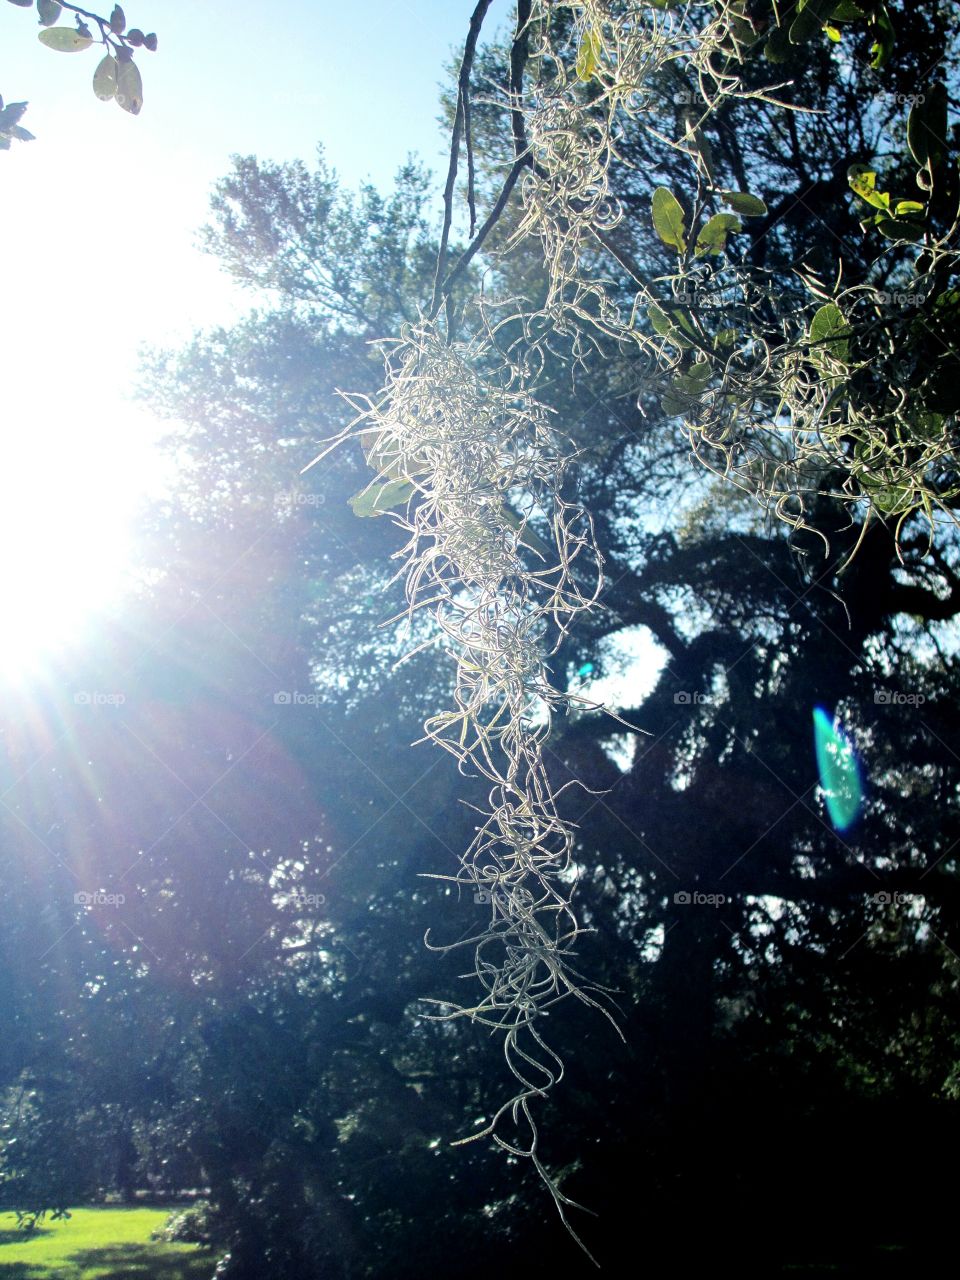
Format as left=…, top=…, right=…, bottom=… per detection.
left=0, top=1231, right=52, bottom=1247
left=0, top=1243, right=212, bottom=1279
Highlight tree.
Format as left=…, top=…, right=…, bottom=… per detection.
left=126, top=4, right=960, bottom=1255
left=313, top=0, right=960, bottom=1246
left=5, top=2, right=959, bottom=1272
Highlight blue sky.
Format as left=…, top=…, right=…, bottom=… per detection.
left=0, top=0, right=513, bottom=676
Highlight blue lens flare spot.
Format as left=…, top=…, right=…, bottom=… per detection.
left=578, top=662, right=595, bottom=677
left=813, top=706, right=864, bottom=832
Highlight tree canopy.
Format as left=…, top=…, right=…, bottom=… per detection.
left=2, top=3, right=959, bottom=1276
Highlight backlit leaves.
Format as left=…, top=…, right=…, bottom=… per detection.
left=0, top=95, right=34, bottom=149
left=721, top=191, right=767, bottom=217
left=116, top=55, right=142, bottom=114
left=92, top=54, right=118, bottom=102
left=907, top=82, right=947, bottom=169
left=36, top=0, right=62, bottom=26
left=809, top=303, right=851, bottom=363
left=38, top=26, right=93, bottom=52
left=695, top=212, right=741, bottom=255
left=652, top=187, right=687, bottom=253
left=348, top=478, right=416, bottom=518
left=576, top=25, right=602, bottom=82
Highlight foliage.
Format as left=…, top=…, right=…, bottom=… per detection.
left=3, top=2, right=960, bottom=1275
left=2, top=0, right=156, bottom=126
left=0, top=95, right=34, bottom=150
left=325, top=0, right=960, bottom=1249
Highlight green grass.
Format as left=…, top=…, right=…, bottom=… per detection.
left=0, top=1207, right=212, bottom=1279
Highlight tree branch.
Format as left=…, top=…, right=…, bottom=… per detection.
left=430, top=0, right=494, bottom=319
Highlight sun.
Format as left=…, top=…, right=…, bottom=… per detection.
left=0, top=394, right=159, bottom=682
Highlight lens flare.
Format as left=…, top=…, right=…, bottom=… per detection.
left=813, top=706, right=864, bottom=831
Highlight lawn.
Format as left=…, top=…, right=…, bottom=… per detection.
left=0, top=1207, right=212, bottom=1279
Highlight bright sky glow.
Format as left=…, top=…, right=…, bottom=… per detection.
left=0, top=0, right=514, bottom=679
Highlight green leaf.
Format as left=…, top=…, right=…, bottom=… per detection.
left=349, top=478, right=416, bottom=518
left=359, top=427, right=433, bottom=484
left=502, top=507, right=554, bottom=559
left=92, top=54, right=118, bottom=101
left=868, top=3, right=895, bottom=68
left=38, top=26, right=93, bottom=52
left=665, top=361, right=712, bottom=410
left=721, top=191, right=767, bottom=217
left=829, top=1, right=865, bottom=18
left=847, top=164, right=890, bottom=211
left=893, top=199, right=925, bottom=216
left=36, top=0, right=62, bottom=27
left=681, top=358, right=712, bottom=388
left=651, top=187, right=687, bottom=253
left=789, top=0, right=836, bottom=44
left=661, top=386, right=693, bottom=416
left=576, top=25, right=602, bottom=82
left=695, top=212, right=741, bottom=255
left=116, top=57, right=143, bottom=114
left=763, top=23, right=792, bottom=62
left=647, top=303, right=675, bottom=338
left=911, top=410, right=944, bottom=441
left=646, top=303, right=692, bottom=347
left=109, top=5, right=125, bottom=34
left=824, top=23, right=841, bottom=41
left=875, top=216, right=924, bottom=241
left=907, top=82, right=947, bottom=170
left=809, top=303, right=851, bottom=362
left=860, top=476, right=915, bottom=514
left=728, top=12, right=760, bottom=47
